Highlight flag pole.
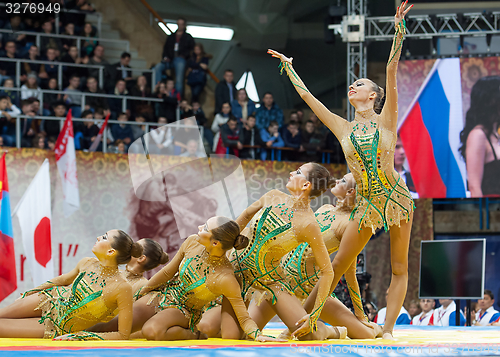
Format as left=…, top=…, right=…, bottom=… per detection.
left=397, top=58, right=442, bottom=132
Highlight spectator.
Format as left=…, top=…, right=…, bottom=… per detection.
left=108, top=79, right=129, bottom=119
left=1, top=79, right=19, bottom=107
left=214, top=69, right=236, bottom=114
left=42, top=78, right=61, bottom=115
left=4, top=96, right=21, bottom=118
left=411, top=299, right=435, bottom=326
left=255, top=92, right=284, bottom=130
left=131, top=113, right=146, bottom=140
left=32, top=133, right=46, bottom=149
left=63, top=75, right=83, bottom=117
left=42, top=101, right=66, bottom=138
left=19, top=99, right=37, bottom=147
left=300, top=120, right=325, bottom=162
left=75, top=110, right=99, bottom=150
left=309, top=112, right=328, bottom=136
left=394, top=135, right=418, bottom=198
left=364, top=302, right=377, bottom=322
left=260, top=120, right=284, bottom=160
left=296, top=109, right=304, bottom=124
left=115, top=139, right=126, bottom=154
left=80, top=22, right=98, bottom=57
left=40, top=20, right=63, bottom=57
left=180, top=139, right=204, bottom=158
left=179, top=100, right=193, bottom=119
left=129, top=75, right=153, bottom=118
left=174, top=117, right=199, bottom=154
left=149, top=117, right=172, bottom=155
left=62, top=23, right=78, bottom=52
left=215, top=117, right=241, bottom=156
left=3, top=16, right=26, bottom=51
left=64, top=0, right=94, bottom=30
left=231, top=88, right=255, bottom=124
left=21, top=73, right=42, bottom=101
left=85, top=45, right=109, bottom=80
left=0, top=95, right=16, bottom=146
left=156, top=78, right=179, bottom=123
left=325, top=131, right=344, bottom=164
left=192, top=101, right=212, bottom=149
left=30, top=98, right=41, bottom=116
left=0, top=41, right=19, bottom=83
left=43, top=47, right=59, bottom=80
left=109, top=52, right=132, bottom=92
left=475, top=290, right=500, bottom=326
left=84, top=76, right=108, bottom=111
left=283, top=121, right=301, bottom=160
left=408, top=300, right=421, bottom=319
left=239, top=114, right=264, bottom=159
left=433, top=299, right=466, bottom=326
left=211, top=102, right=233, bottom=152
left=154, top=17, right=195, bottom=96
left=47, top=136, right=57, bottom=150
left=111, top=112, right=133, bottom=146
left=23, top=45, right=46, bottom=82
left=61, top=45, right=86, bottom=84
left=187, top=43, right=209, bottom=102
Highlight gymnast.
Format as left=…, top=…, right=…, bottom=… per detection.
left=0, top=230, right=142, bottom=340
left=221, top=163, right=344, bottom=340
left=94, top=216, right=281, bottom=342
left=266, top=173, right=382, bottom=339
left=268, top=1, right=414, bottom=339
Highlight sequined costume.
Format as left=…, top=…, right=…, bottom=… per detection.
left=36, top=258, right=121, bottom=339
left=230, top=190, right=333, bottom=332
left=280, top=28, right=414, bottom=233
left=148, top=236, right=261, bottom=338
left=280, top=203, right=366, bottom=319
left=230, top=205, right=299, bottom=305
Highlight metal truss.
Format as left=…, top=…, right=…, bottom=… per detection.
left=365, top=12, right=500, bottom=41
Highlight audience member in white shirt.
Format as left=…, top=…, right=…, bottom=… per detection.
left=433, top=299, right=465, bottom=326
left=475, top=290, right=500, bottom=326
left=411, top=299, right=435, bottom=326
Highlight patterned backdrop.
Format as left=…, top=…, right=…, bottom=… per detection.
left=1, top=148, right=433, bottom=313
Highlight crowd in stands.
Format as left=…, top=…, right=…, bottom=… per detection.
left=0, top=9, right=344, bottom=161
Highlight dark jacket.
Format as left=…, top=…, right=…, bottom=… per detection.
left=162, top=31, right=195, bottom=60
left=111, top=123, right=134, bottom=142
left=283, top=129, right=302, bottom=149
left=220, top=123, right=239, bottom=156
left=214, top=81, right=237, bottom=114
left=239, top=126, right=264, bottom=159
left=84, top=88, right=109, bottom=110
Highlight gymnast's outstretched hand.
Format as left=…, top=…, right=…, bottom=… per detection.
left=256, top=334, right=287, bottom=342
left=394, top=0, right=413, bottom=28
left=267, top=49, right=293, bottom=64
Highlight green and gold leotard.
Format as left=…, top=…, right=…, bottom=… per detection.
left=149, top=236, right=260, bottom=337
left=280, top=203, right=366, bottom=319
left=230, top=204, right=300, bottom=305
left=37, top=259, right=120, bottom=339
left=342, top=119, right=414, bottom=232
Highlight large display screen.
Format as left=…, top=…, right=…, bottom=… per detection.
left=419, top=239, right=485, bottom=299
left=396, top=56, right=500, bottom=198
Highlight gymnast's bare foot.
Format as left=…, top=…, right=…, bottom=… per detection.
left=328, top=326, right=348, bottom=339
left=370, top=323, right=383, bottom=338
left=382, top=330, right=394, bottom=340
left=277, top=328, right=292, bottom=340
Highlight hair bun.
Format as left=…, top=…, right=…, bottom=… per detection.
left=160, top=252, right=169, bottom=264
left=233, top=234, right=249, bottom=250
left=130, top=242, right=143, bottom=258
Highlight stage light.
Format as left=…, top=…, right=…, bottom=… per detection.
left=158, top=22, right=234, bottom=41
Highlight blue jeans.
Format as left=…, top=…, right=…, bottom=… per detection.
left=154, top=57, right=187, bottom=95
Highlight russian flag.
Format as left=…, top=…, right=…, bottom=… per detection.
left=398, top=58, right=467, bottom=198
left=0, top=152, right=17, bottom=302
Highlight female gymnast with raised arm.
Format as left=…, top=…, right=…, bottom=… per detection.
left=0, top=230, right=142, bottom=340
left=268, top=2, right=414, bottom=339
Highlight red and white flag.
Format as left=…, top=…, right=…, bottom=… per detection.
left=13, top=159, right=54, bottom=287
left=89, top=113, right=110, bottom=152
left=55, top=109, right=80, bottom=217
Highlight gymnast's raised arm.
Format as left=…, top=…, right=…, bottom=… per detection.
left=267, top=49, right=348, bottom=138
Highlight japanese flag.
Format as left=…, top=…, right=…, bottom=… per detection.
left=13, top=159, right=54, bottom=287
left=55, top=109, right=80, bottom=217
